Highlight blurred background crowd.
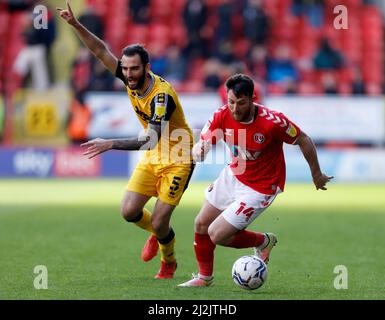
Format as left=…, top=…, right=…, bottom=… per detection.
left=1, top=0, right=384, bottom=98
left=0, top=0, right=384, bottom=146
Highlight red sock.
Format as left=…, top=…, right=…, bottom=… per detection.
left=194, top=233, right=216, bottom=277
left=225, top=230, right=265, bottom=249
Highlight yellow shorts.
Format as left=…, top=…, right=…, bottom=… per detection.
left=127, top=159, right=195, bottom=206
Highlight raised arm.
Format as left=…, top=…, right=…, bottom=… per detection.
left=294, top=131, right=333, bottom=190
left=57, top=1, right=118, bottom=73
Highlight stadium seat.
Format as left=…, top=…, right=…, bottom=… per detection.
left=297, top=81, right=322, bottom=95
left=266, top=83, right=285, bottom=95
left=365, top=82, right=383, bottom=96
left=337, top=82, right=352, bottom=95
left=150, top=0, right=173, bottom=24
left=148, top=23, right=170, bottom=47
left=126, top=24, right=149, bottom=44
left=169, top=23, right=188, bottom=48
left=233, top=38, right=251, bottom=60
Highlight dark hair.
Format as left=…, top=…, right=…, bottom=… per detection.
left=122, top=44, right=150, bottom=65
left=225, top=74, right=254, bottom=98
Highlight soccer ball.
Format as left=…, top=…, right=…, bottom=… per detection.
left=232, top=255, right=268, bottom=290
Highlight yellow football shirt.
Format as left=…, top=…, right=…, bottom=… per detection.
left=116, top=65, right=193, bottom=164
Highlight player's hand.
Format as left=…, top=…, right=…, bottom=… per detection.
left=312, top=173, right=333, bottom=190
left=81, top=138, right=113, bottom=159
left=56, top=1, right=78, bottom=26
left=192, top=140, right=211, bottom=163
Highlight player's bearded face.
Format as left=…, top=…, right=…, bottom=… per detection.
left=121, top=55, right=147, bottom=90
left=227, top=91, right=254, bottom=122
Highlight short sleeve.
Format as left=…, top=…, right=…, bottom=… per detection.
left=149, top=93, right=176, bottom=125
left=272, top=112, right=301, bottom=144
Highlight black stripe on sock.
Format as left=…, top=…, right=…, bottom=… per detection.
left=157, top=228, right=175, bottom=245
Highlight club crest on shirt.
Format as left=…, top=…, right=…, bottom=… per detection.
left=253, top=133, right=265, bottom=144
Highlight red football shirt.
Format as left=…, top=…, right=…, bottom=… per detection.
left=200, top=104, right=301, bottom=195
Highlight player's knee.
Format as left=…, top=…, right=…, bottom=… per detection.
left=121, top=204, right=140, bottom=222
left=207, top=225, right=222, bottom=245
left=194, top=215, right=210, bottom=234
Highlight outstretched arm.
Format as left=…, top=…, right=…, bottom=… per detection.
left=57, top=1, right=118, bottom=73
left=81, top=124, right=162, bottom=159
left=294, top=131, right=333, bottom=190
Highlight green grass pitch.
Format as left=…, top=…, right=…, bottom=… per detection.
left=0, top=179, right=384, bottom=300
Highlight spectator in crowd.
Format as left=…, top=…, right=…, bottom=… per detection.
left=183, top=0, right=209, bottom=60
left=78, top=6, right=104, bottom=40
left=203, top=58, right=223, bottom=91
left=313, top=38, right=344, bottom=70
left=351, top=67, right=366, bottom=95
left=13, top=1, right=56, bottom=90
left=266, top=44, right=299, bottom=85
left=285, top=79, right=298, bottom=94
left=68, top=48, right=92, bottom=144
left=6, top=0, right=34, bottom=12
left=292, top=0, right=324, bottom=28
left=248, top=44, right=267, bottom=81
left=67, top=95, right=91, bottom=145
left=163, top=46, right=187, bottom=85
left=242, top=0, right=270, bottom=45
left=215, top=0, right=234, bottom=45
left=213, top=40, right=236, bottom=64
left=149, top=44, right=167, bottom=77
left=128, top=0, right=150, bottom=24
left=71, top=47, right=92, bottom=98
left=321, top=72, right=338, bottom=94
left=218, top=61, right=264, bottom=104
left=88, top=60, right=115, bottom=91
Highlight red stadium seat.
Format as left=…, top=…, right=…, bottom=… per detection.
left=169, top=23, right=187, bottom=48
left=266, top=83, right=285, bottom=95
left=365, top=82, right=383, bottom=96
left=297, top=81, right=322, bottom=95
left=148, top=23, right=170, bottom=46
left=233, top=38, right=251, bottom=60
left=150, top=0, right=173, bottom=24
left=338, top=82, right=352, bottom=95
left=126, top=24, right=149, bottom=45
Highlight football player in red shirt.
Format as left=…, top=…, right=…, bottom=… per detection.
left=179, top=74, right=332, bottom=287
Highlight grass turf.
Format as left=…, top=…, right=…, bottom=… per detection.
left=0, top=179, right=384, bottom=300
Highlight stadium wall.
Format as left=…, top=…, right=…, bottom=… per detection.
left=1, top=93, right=385, bottom=182
left=1, top=145, right=385, bottom=182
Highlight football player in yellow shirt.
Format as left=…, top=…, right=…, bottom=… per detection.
left=58, top=1, right=194, bottom=279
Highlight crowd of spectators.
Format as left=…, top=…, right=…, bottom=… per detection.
left=69, top=0, right=383, bottom=97
left=2, top=0, right=384, bottom=98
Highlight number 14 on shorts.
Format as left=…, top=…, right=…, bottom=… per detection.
left=234, top=202, right=254, bottom=222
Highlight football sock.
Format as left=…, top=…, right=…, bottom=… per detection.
left=224, top=230, right=265, bottom=249
left=134, top=208, right=154, bottom=233
left=158, top=228, right=176, bottom=264
left=194, top=233, right=216, bottom=278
